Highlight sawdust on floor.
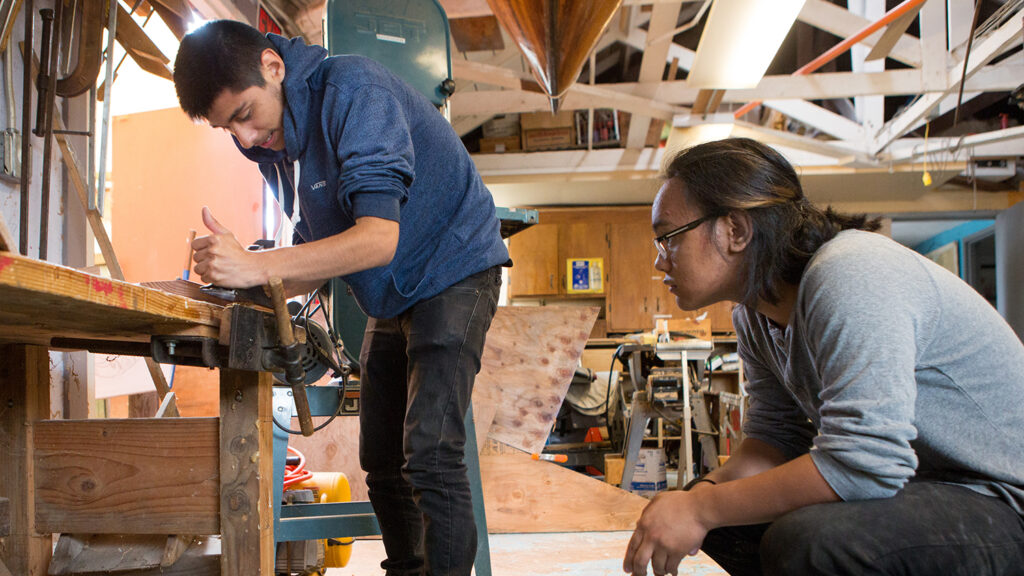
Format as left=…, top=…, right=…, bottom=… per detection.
left=327, top=531, right=727, bottom=576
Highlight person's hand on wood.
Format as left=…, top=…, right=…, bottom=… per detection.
left=623, top=489, right=711, bottom=576
left=191, top=207, right=267, bottom=288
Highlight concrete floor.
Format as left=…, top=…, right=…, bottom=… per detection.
left=327, top=532, right=727, bottom=576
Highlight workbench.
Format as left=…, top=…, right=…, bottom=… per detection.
left=0, top=252, right=275, bottom=574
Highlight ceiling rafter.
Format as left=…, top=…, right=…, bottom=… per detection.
left=625, top=1, right=683, bottom=148
left=760, top=99, right=866, bottom=143
left=797, top=0, right=923, bottom=68
left=869, top=14, right=1024, bottom=155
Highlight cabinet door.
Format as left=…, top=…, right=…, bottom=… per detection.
left=508, top=223, right=560, bottom=297
left=705, top=301, right=736, bottom=333
left=607, top=218, right=658, bottom=332
left=559, top=221, right=610, bottom=293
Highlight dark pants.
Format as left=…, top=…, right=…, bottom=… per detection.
left=358, top=266, right=501, bottom=576
left=701, top=482, right=1024, bottom=576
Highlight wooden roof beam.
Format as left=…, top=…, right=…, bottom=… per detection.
left=797, top=0, right=923, bottom=68
left=869, top=13, right=1023, bottom=155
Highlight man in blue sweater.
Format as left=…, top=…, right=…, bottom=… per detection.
left=624, top=138, right=1024, bottom=576
left=173, top=20, right=509, bottom=576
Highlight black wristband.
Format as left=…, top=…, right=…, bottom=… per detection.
left=682, top=477, right=717, bottom=491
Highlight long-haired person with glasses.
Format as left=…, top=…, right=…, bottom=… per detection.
left=624, top=138, right=1024, bottom=576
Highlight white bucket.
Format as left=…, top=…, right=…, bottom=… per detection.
left=630, top=448, right=667, bottom=497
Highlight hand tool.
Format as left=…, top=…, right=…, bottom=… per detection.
left=199, top=283, right=274, bottom=309
left=182, top=229, right=195, bottom=280
left=268, top=276, right=315, bottom=436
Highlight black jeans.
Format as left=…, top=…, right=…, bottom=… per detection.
left=358, top=265, right=501, bottom=576
left=701, top=482, right=1024, bottom=576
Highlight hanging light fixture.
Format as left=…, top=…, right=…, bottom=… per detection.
left=687, top=0, right=807, bottom=90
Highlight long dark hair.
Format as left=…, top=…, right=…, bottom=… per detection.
left=663, top=138, right=880, bottom=306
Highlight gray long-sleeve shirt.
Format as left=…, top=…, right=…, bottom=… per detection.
left=735, top=229, right=1024, bottom=514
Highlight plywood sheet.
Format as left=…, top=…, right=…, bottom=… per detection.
left=287, top=306, right=598, bottom=511
left=287, top=415, right=369, bottom=501
left=482, top=452, right=647, bottom=533
left=473, top=306, right=598, bottom=454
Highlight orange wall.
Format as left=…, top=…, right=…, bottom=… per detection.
left=112, top=107, right=264, bottom=283
left=112, top=107, right=266, bottom=416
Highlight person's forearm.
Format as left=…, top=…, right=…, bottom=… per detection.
left=258, top=217, right=398, bottom=295
left=702, top=437, right=790, bottom=484
left=697, top=454, right=839, bottom=528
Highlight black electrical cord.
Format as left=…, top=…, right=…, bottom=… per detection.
left=271, top=385, right=347, bottom=435
left=603, top=344, right=626, bottom=419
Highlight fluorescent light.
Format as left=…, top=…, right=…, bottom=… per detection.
left=687, top=0, right=806, bottom=89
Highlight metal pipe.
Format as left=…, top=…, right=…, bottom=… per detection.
left=734, top=0, right=930, bottom=119
left=0, top=0, right=21, bottom=52
left=96, top=0, right=116, bottom=216
left=953, top=0, right=983, bottom=127
left=87, top=82, right=94, bottom=210
left=37, top=0, right=62, bottom=259
left=4, top=30, right=21, bottom=179
left=18, top=0, right=32, bottom=255
left=32, top=7, right=49, bottom=137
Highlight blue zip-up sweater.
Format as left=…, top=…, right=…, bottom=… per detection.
left=236, top=35, right=508, bottom=319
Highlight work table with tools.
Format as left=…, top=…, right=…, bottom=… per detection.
left=0, top=252, right=280, bottom=575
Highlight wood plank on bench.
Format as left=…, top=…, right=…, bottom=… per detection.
left=34, top=418, right=220, bottom=535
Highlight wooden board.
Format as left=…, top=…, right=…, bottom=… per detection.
left=0, top=253, right=222, bottom=346
left=0, top=345, right=53, bottom=573
left=472, top=401, right=497, bottom=454
left=48, top=534, right=219, bottom=576
left=481, top=451, right=647, bottom=533
left=49, top=534, right=164, bottom=573
left=473, top=306, right=598, bottom=454
left=218, top=370, right=274, bottom=575
left=33, top=418, right=221, bottom=535
left=140, top=279, right=236, bottom=306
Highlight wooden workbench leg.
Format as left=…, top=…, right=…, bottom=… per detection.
left=219, top=369, right=274, bottom=575
left=0, top=345, right=52, bottom=575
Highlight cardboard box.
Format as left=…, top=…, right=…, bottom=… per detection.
left=522, top=127, right=574, bottom=151
left=663, top=316, right=712, bottom=341
left=479, top=135, right=522, bottom=154
left=521, top=110, right=575, bottom=130
left=481, top=114, right=520, bottom=139
left=629, top=448, right=667, bottom=497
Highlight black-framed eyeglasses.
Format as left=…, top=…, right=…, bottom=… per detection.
left=654, top=214, right=718, bottom=259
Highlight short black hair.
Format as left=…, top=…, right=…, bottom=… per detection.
left=173, top=20, right=276, bottom=120
left=663, top=138, right=880, bottom=306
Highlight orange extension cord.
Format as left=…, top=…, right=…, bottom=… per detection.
left=284, top=445, right=314, bottom=489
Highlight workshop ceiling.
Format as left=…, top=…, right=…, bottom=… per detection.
left=183, top=0, right=1023, bottom=212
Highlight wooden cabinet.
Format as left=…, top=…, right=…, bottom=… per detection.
left=508, top=207, right=738, bottom=335
left=508, top=214, right=609, bottom=298
left=508, top=223, right=560, bottom=296
left=607, top=217, right=659, bottom=332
